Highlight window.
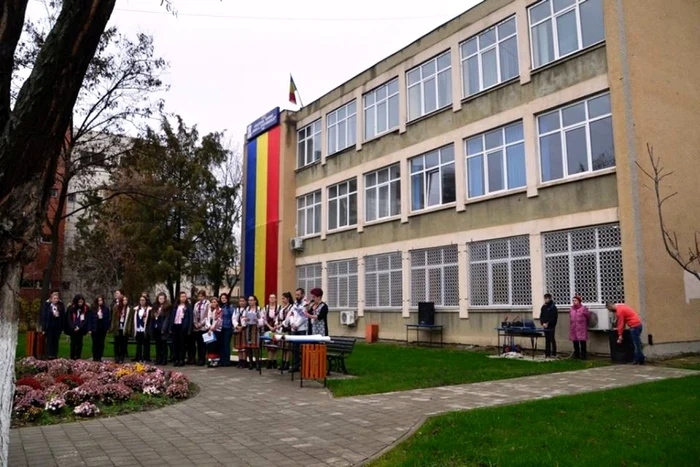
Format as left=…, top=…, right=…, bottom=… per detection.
left=461, top=16, right=519, bottom=97
left=538, top=92, right=614, bottom=182
left=543, top=224, right=624, bottom=305
left=50, top=189, right=58, bottom=198
left=327, top=259, right=358, bottom=309
left=297, top=119, right=322, bottom=168
left=328, top=179, right=357, bottom=231
left=67, top=193, right=76, bottom=203
left=365, top=164, right=400, bottom=222
left=529, top=0, right=605, bottom=68
left=466, top=121, right=526, bottom=198
left=364, top=79, right=400, bottom=140
left=410, top=245, right=459, bottom=307
left=410, top=145, right=456, bottom=211
left=296, top=263, right=322, bottom=293
left=469, top=236, right=532, bottom=307
left=365, top=252, right=403, bottom=309
left=41, top=234, right=52, bottom=243
left=296, top=191, right=321, bottom=237
left=407, top=51, right=452, bottom=121
left=327, top=101, right=357, bottom=155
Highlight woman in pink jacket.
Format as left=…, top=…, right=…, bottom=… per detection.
left=569, top=295, right=590, bottom=360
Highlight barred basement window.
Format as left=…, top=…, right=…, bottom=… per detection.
left=543, top=223, right=624, bottom=305
left=327, top=259, right=358, bottom=309
left=365, top=252, right=403, bottom=309
left=469, top=236, right=532, bottom=307
left=296, top=263, right=322, bottom=294
left=410, top=245, right=459, bottom=307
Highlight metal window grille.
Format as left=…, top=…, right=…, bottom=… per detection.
left=296, top=263, right=322, bottom=295
left=469, top=235, right=532, bottom=307
left=327, top=259, right=358, bottom=308
left=410, top=245, right=459, bottom=307
left=543, top=224, right=624, bottom=305
left=365, top=252, right=403, bottom=309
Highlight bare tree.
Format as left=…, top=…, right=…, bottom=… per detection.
left=636, top=144, right=700, bottom=280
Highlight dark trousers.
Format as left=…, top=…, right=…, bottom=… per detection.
left=544, top=326, right=557, bottom=357
left=114, top=330, right=128, bottom=363
left=220, top=327, right=233, bottom=366
left=45, top=329, right=61, bottom=358
left=573, top=340, right=587, bottom=360
left=91, top=330, right=106, bottom=361
left=70, top=333, right=84, bottom=360
left=190, top=330, right=206, bottom=365
left=172, top=325, right=186, bottom=364
left=291, top=330, right=306, bottom=371
left=143, top=333, right=151, bottom=361
left=135, top=332, right=146, bottom=361
left=153, top=329, right=167, bottom=364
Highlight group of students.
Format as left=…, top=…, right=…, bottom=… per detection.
left=40, top=286, right=330, bottom=369
left=539, top=294, right=646, bottom=364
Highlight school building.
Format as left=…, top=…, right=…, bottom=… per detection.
left=241, top=0, right=700, bottom=356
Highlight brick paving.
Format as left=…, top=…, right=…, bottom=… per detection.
left=8, top=364, right=695, bottom=467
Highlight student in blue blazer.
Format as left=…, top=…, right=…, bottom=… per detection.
left=168, top=291, right=192, bottom=367
left=88, top=296, right=111, bottom=362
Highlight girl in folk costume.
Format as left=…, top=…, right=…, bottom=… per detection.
left=89, top=296, right=110, bottom=362
left=233, top=296, right=248, bottom=368
left=66, top=295, right=90, bottom=360
left=278, top=292, right=294, bottom=371
left=242, top=295, right=262, bottom=370
left=110, top=296, right=131, bottom=364
left=150, top=293, right=172, bottom=366
left=263, top=294, right=282, bottom=369
left=305, top=288, right=330, bottom=336
left=130, top=295, right=151, bottom=363
left=219, top=293, right=235, bottom=367
left=42, top=292, right=65, bottom=359
left=169, top=291, right=192, bottom=367
left=205, top=297, right=223, bottom=367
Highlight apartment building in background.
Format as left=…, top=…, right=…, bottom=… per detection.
left=242, top=0, right=700, bottom=355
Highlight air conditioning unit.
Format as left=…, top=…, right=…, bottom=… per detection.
left=290, top=237, right=304, bottom=251
left=588, top=308, right=612, bottom=331
left=340, top=310, right=356, bottom=326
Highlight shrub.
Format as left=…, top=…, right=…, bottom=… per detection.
left=16, top=377, right=42, bottom=390
left=47, top=359, right=72, bottom=378
left=45, top=397, right=66, bottom=414
left=102, top=384, right=133, bottom=404
left=34, top=372, right=56, bottom=389
left=143, top=373, right=166, bottom=392
left=168, top=371, right=188, bottom=385
left=13, top=390, right=45, bottom=414
left=63, top=389, right=87, bottom=407
left=45, top=383, right=69, bottom=399
left=79, top=371, right=99, bottom=383
left=120, top=373, right=146, bottom=391
left=165, top=383, right=189, bottom=399
left=143, top=385, right=161, bottom=396
left=73, top=402, right=100, bottom=417
left=55, top=374, right=83, bottom=389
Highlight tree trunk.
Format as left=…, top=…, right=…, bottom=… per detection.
left=0, top=262, right=21, bottom=467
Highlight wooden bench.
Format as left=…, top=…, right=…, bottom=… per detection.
left=326, top=337, right=356, bottom=375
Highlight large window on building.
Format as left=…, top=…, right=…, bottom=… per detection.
left=543, top=224, right=624, bottom=305
left=364, top=79, right=400, bottom=140
left=296, top=191, right=321, bottom=237
left=538, top=92, right=614, bottom=182
left=296, top=263, right=322, bottom=293
left=411, top=245, right=459, bottom=307
left=365, top=164, right=400, bottom=222
left=365, top=252, right=403, bottom=309
left=327, top=101, right=357, bottom=155
left=469, top=236, right=532, bottom=307
left=407, top=51, right=452, bottom=121
left=466, top=121, right=526, bottom=198
left=460, top=16, right=519, bottom=97
left=327, top=259, right=358, bottom=309
left=529, top=0, right=605, bottom=69
left=297, top=119, right=322, bottom=168
left=410, top=145, right=456, bottom=211
left=328, top=179, right=357, bottom=231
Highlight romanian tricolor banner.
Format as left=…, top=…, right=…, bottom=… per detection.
left=243, top=108, right=281, bottom=300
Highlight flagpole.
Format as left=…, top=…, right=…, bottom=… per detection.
left=296, top=89, right=304, bottom=108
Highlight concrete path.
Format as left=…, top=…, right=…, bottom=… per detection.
left=9, top=364, right=695, bottom=467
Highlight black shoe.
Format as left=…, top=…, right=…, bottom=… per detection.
left=266, top=361, right=273, bottom=370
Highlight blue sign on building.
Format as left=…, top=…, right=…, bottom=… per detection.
left=246, top=107, right=281, bottom=141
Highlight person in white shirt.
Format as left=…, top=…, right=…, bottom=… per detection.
left=110, top=295, right=131, bottom=364
left=243, top=295, right=262, bottom=370
left=130, top=296, right=151, bottom=363
left=233, top=296, right=248, bottom=368
left=291, top=288, right=309, bottom=335
left=263, top=294, right=281, bottom=369
left=278, top=292, right=294, bottom=371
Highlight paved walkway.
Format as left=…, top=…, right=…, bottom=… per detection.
left=9, top=364, right=695, bottom=467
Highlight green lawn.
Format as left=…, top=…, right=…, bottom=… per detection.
left=327, top=342, right=608, bottom=397
left=370, top=375, right=700, bottom=467
left=16, top=332, right=115, bottom=359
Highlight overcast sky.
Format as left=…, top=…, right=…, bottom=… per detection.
left=29, top=0, right=483, bottom=144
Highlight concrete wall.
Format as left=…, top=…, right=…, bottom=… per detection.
left=605, top=0, right=700, bottom=349
left=327, top=310, right=612, bottom=354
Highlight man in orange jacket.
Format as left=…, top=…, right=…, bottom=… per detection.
left=606, top=302, right=645, bottom=364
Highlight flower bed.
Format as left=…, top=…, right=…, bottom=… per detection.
left=12, top=358, right=195, bottom=427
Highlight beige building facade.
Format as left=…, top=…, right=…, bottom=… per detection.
left=245, top=0, right=700, bottom=355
